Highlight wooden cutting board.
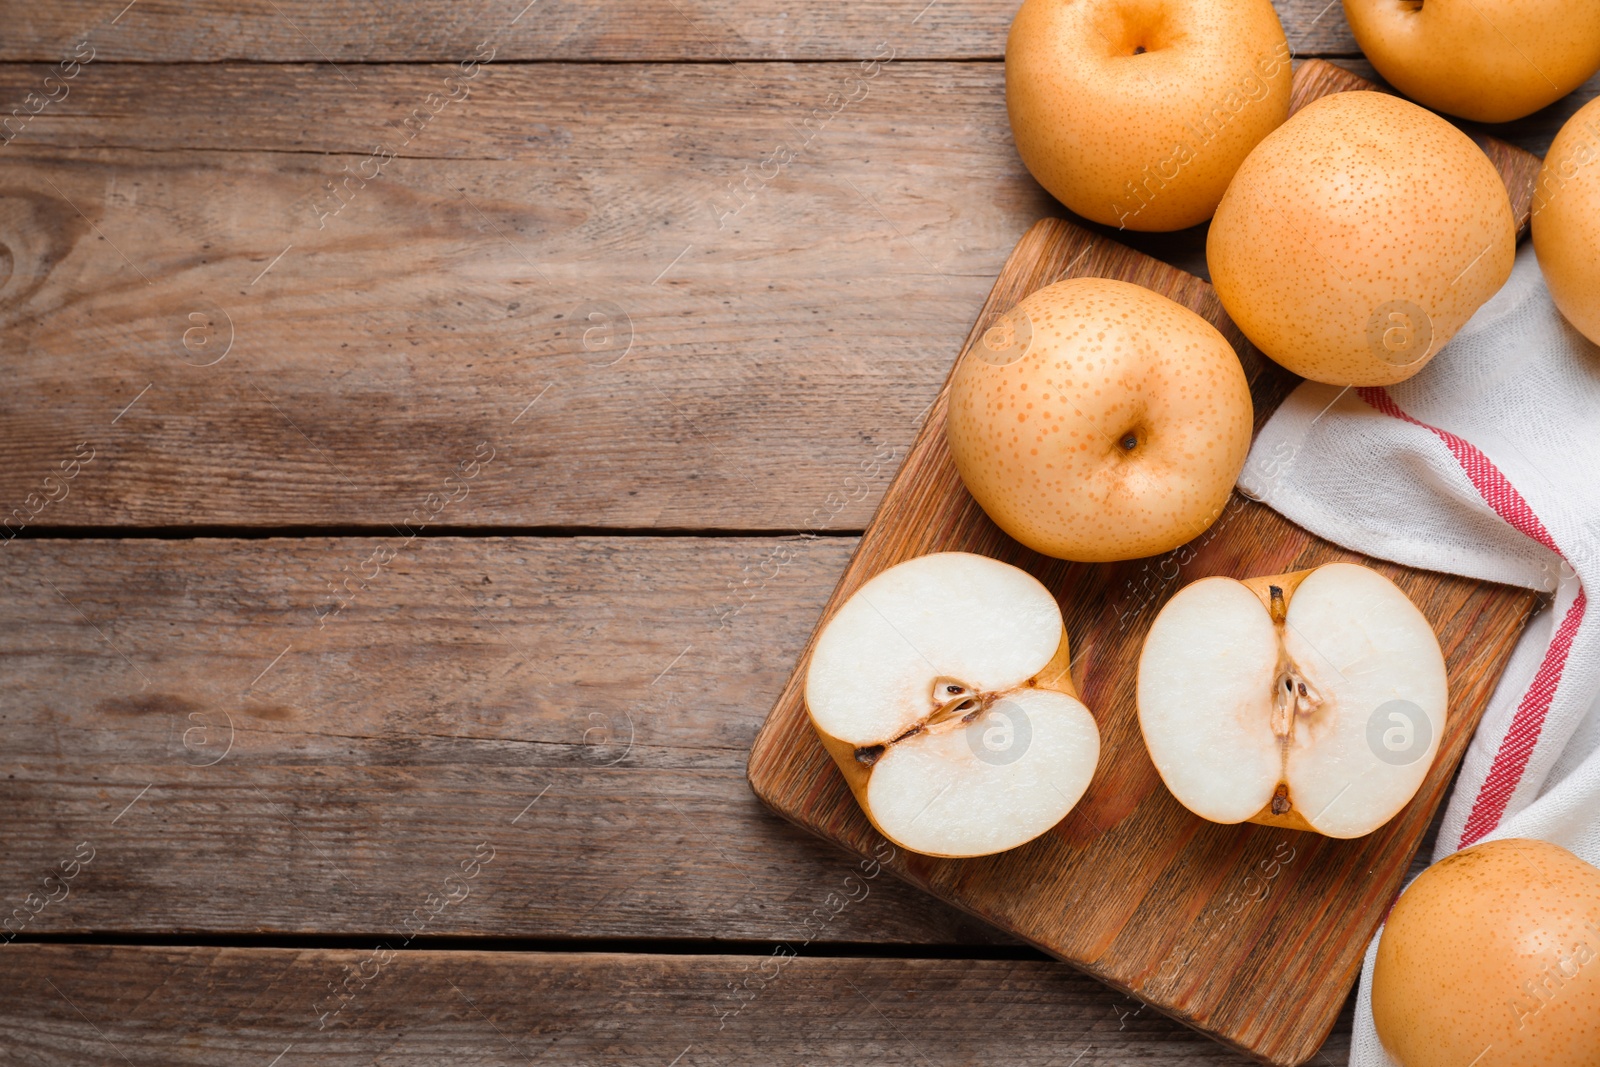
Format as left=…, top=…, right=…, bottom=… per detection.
left=747, top=60, right=1545, bottom=1066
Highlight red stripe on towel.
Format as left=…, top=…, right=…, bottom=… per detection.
left=1354, top=387, right=1584, bottom=847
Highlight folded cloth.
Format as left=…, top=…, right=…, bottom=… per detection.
left=1234, top=243, right=1600, bottom=1067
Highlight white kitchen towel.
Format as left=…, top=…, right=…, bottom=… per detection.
left=1234, top=243, right=1600, bottom=1067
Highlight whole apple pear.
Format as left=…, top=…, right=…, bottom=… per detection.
left=1343, top=0, right=1600, bottom=124
left=1373, top=839, right=1600, bottom=1067
left=1006, top=0, right=1291, bottom=232
left=945, top=278, right=1253, bottom=562
left=1208, top=91, right=1515, bottom=387
left=1532, top=96, right=1600, bottom=346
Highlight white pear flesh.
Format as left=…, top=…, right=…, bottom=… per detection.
left=1137, top=577, right=1282, bottom=824
left=1138, top=563, right=1447, bottom=839
left=865, top=688, right=1099, bottom=857
left=805, top=552, right=1100, bottom=858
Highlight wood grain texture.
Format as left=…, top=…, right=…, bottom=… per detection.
left=747, top=63, right=1543, bottom=1067
left=0, top=534, right=1028, bottom=947
left=0, top=60, right=1046, bottom=533
left=0, top=944, right=1352, bottom=1065
left=0, top=0, right=1361, bottom=62
left=0, top=0, right=1578, bottom=1062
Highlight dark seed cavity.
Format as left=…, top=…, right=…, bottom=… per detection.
left=1270, top=783, right=1291, bottom=816
left=855, top=744, right=886, bottom=766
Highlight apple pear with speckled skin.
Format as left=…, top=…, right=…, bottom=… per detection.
left=1207, top=91, right=1516, bottom=388
left=1006, top=0, right=1292, bottom=232
left=1343, top=0, right=1600, bottom=124
left=1373, top=838, right=1600, bottom=1067
left=945, top=277, right=1253, bottom=563
left=1533, top=95, right=1600, bottom=347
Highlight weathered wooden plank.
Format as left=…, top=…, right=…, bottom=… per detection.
left=0, top=0, right=1363, bottom=63
left=0, top=534, right=1029, bottom=945
left=0, top=944, right=1352, bottom=1064
left=0, top=61, right=1046, bottom=532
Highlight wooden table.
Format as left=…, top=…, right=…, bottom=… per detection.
left=0, top=4, right=1591, bottom=1063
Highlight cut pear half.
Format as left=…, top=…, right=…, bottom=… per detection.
left=805, top=552, right=1101, bottom=858
left=1137, top=562, right=1447, bottom=839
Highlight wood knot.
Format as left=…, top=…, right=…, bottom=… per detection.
left=0, top=187, right=90, bottom=316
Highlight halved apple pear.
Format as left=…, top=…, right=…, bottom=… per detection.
left=1137, top=562, right=1447, bottom=839
left=805, top=552, right=1101, bottom=858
